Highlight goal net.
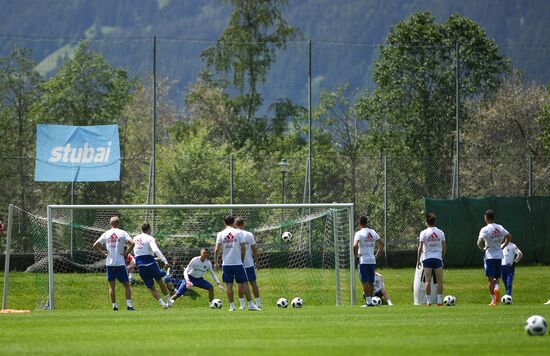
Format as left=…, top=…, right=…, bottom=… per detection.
left=3, top=204, right=355, bottom=310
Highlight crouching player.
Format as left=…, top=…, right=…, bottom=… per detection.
left=171, top=248, right=223, bottom=304
left=133, top=223, right=173, bottom=309
left=373, top=272, right=393, bottom=305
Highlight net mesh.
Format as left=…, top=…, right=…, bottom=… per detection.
left=6, top=205, right=352, bottom=309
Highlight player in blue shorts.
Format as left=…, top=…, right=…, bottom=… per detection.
left=170, top=248, right=223, bottom=304
left=417, top=213, right=446, bottom=306
left=477, top=210, right=512, bottom=305
left=235, top=217, right=262, bottom=309
left=133, top=223, right=173, bottom=309
left=501, top=241, right=523, bottom=297
left=353, top=215, right=384, bottom=307
left=93, top=216, right=135, bottom=311
left=214, top=215, right=260, bottom=311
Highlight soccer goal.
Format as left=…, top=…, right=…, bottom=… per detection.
left=3, top=203, right=355, bottom=310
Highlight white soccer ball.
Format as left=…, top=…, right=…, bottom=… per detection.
left=209, top=298, right=222, bottom=309
left=291, top=297, right=303, bottom=308
left=371, top=296, right=382, bottom=306
left=277, top=298, right=289, bottom=308
left=281, top=231, right=293, bottom=241
left=443, top=295, right=456, bottom=306
left=525, top=315, right=547, bottom=336
left=501, top=294, right=513, bottom=305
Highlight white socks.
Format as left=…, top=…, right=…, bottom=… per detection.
left=126, top=299, right=133, bottom=308
left=112, top=303, right=118, bottom=309
left=255, top=297, right=261, bottom=306
left=387, top=299, right=393, bottom=306
left=425, top=295, right=431, bottom=305
left=366, top=296, right=372, bottom=305
left=158, top=298, right=167, bottom=307
left=437, top=294, right=442, bottom=305
left=239, top=298, right=246, bottom=308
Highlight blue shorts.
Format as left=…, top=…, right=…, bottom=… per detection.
left=358, top=264, right=376, bottom=283
left=222, top=265, right=248, bottom=284
left=137, top=263, right=165, bottom=289
left=165, top=276, right=183, bottom=290
left=245, top=266, right=257, bottom=282
left=484, top=258, right=502, bottom=278
left=175, top=276, right=213, bottom=296
left=422, top=258, right=443, bottom=269
left=106, top=265, right=129, bottom=283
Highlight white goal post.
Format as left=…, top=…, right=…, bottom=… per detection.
left=34, top=203, right=356, bottom=310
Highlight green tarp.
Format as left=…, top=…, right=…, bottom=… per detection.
left=424, top=197, right=550, bottom=267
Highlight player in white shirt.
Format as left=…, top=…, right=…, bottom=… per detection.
left=235, top=217, right=262, bottom=309
left=501, top=241, right=523, bottom=297
left=214, top=215, right=260, bottom=311
left=93, top=216, right=135, bottom=311
left=353, top=215, right=384, bottom=307
left=417, top=213, right=446, bottom=306
left=372, top=272, right=393, bottom=305
left=477, top=210, right=512, bottom=305
left=133, top=223, right=173, bottom=309
left=170, top=248, right=223, bottom=304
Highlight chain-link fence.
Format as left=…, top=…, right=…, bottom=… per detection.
left=2, top=155, right=550, bottom=268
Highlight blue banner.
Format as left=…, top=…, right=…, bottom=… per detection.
left=35, top=124, right=121, bottom=182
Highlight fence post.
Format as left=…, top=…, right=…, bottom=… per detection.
left=528, top=155, right=532, bottom=197
left=383, top=155, right=388, bottom=267
left=2, top=204, right=14, bottom=310
left=230, top=154, right=234, bottom=208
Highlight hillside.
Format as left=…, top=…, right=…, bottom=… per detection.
left=1, top=0, right=549, bottom=108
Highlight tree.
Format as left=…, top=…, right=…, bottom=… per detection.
left=0, top=48, right=43, bottom=211
left=357, top=11, right=511, bottom=157
left=200, top=0, right=299, bottom=149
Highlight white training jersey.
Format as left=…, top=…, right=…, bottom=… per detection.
left=373, top=273, right=385, bottom=293
left=478, top=223, right=509, bottom=259
left=132, top=233, right=168, bottom=265
left=419, top=226, right=445, bottom=260
left=184, top=256, right=220, bottom=284
left=354, top=227, right=381, bottom=264
left=95, top=228, right=131, bottom=266
left=216, top=226, right=245, bottom=266
left=502, top=242, right=521, bottom=266
left=241, top=230, right=257, bottom=268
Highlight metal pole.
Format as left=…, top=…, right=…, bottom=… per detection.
left=454, top=41, right=460, bottom=198
left=230, top=155, right=234, bottom=205
left=383, top=155, right=388, bottom=267
left=47, top=206, right=54, bottom=310
left=2, top=204, right=14, bottom=310
left=528, top=155, right=532, bottom=197
left=70, top=181, right=74, bottom=260
left=349, top=205, right=355, bottom=306
left=308, top=39, right=312, bottom=205
left=152, top=36, right=157, bottom=234
left=332, top=209, right=340, bottom=305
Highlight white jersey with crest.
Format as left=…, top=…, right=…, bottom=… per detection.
left=184, top=256, right=220, bottom=283
left=133, top=233, right=168, bottom=265
left=95, top=228, right=131, bottom=266
left=419, top=226, right=445, bottom=260
left=502, top=242, right=521, bottom=266
left=241, top=230, right=256, bottom=268
left=354, top=227, right=381, bottom=264
left=478, top=223, right=509, bottom=259
left=216, top=226, right=245, bottom=266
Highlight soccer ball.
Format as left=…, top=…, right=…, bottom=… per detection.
left=291, top=297, right=303, bottom=308
left=525, top=315, right=547, bottom=336
left=281, top=231, right=293, bottom=241
left=443, top=295, right=456, bottom=306
left=209, top=298, right=222, bottom=309
left=371, top=296, right=382, bottom=306
left=277, top=298, right=289, bottom=308
left=501, top=294, right=513, bottom=305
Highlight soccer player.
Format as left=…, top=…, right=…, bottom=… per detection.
left=126, top=253, right=136, bottom=285
left=214, top=215, right=260, bottom=311
left=235, top=217, right=262, bottom=309
left=133, top=222, right=173, bottom=309
left=170, top=248, right=223, bottom=303
left=477, top=210, right=512, bottom=306
left=93, top=216, right=135, bottom=311
left=373, top=272, right=393, bottom=305
left=353, top=215, right=384, bottom=307
left=417, top=213, right=446, bottom=306
left=164, top=256, right=184, bottom=292
left=501, top=241, right=523, bottom=297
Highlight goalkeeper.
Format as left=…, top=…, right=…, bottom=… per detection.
left=170, top=248, right=224, bottom=304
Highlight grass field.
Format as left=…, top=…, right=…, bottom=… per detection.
left=2, top=266, right=550, bottom=355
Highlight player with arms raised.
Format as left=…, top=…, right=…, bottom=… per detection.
left=93, top=216, right=135, bottom=311
left=170, top=248, right=223, bottom=304
left=353, top=215, right=384, bottom=307
left=417, top=213, right=446, bottom=306
left=235, top=217, right=262, bottom=309
left=133, top=223, right=173, bottom=309
left=477, top=210, right=512, bottom=306
left=214, top=215, right=260, bottom=312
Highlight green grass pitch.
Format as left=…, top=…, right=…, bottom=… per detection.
left=2, top=266, right=550, bottom=355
